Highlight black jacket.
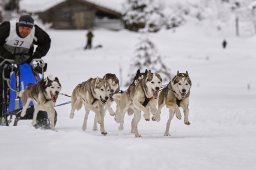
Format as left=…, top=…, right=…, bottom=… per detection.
left=0, top=21, right=51, bottom=62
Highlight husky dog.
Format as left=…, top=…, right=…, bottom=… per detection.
left=152, top=71, right=192, bottom=136
left=19, top=76, right=61, bottom=130
left=69, top=77, right=110, bottom=135
left=113, top=70, right=162, bottom=137
left=91, top=73, right=120, bottom=131
left=103, top=73, right=120, bottom=116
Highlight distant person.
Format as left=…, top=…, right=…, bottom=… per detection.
left=222, top=39, right=227, bottom=49
left=84, top=30, right=94, bottom=50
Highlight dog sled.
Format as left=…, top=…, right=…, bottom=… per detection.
left=0, top=57, right=56, bottom=128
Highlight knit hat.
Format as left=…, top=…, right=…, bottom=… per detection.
left=18, top=15, right=34, bottom=28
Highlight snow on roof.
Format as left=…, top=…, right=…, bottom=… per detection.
left=20, top=0, right=65, bottom=13
left=19, top=0, right=203, bottom=14
left=19, top=0, right=125, bottom=13
left=86, top=0, right=125, bottom=13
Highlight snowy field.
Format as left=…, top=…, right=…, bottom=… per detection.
left=1, top=23, right=256, bottom=170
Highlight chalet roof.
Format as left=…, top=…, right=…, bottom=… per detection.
left=19, top=0, right=65, bottom=13
left=19, top=0, right=125, bottom=14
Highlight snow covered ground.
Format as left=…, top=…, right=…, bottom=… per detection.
left=1, top=23, right=256, bottom=170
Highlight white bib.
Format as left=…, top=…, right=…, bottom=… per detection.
left=5, top=21, right=35, bottom=49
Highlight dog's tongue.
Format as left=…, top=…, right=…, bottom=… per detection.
left=152, top=90, right=158, bottom=98
left=53, top=96, right=58, bottom=102
left=50, top=92, right=58, bottom=102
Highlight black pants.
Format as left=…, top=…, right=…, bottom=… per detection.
left=36, top=111, right=57, bottom=127
left=21, top=106, right=57, bottom=128
left=85, top=40, right=92, bottom=49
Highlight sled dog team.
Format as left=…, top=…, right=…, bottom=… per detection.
left=19, top=70, right=192, bottom=137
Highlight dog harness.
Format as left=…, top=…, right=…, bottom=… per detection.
left=141, top=83, right=153, bottom=107
left=26, top=83, right=51, bottom=104
left=142, top=97, right=152, bottom=107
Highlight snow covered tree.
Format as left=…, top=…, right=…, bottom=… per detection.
left=249, top=1, right=256, bottom=34
left=126, top=32, right=171, bottom=86
left=4, top=0, right=19, bottom=12
left=123, top=0, right=165, bottom=32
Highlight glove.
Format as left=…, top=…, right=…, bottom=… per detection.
left=26, top=53, right=41, bottom=64
left=34, top=63, right=47, bottom=74
left=33, top=53, right=42, bottom=59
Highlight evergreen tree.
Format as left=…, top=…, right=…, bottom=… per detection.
left=123, top=0, right=164, bottom=32
left=126, top=32, right=171, bottom=86
left=4, top=0, right=19, bottom=12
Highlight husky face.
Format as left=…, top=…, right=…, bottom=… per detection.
left=145, top=70, right=162, bottom=98
left=94, top=78, right=110, bottom=104
left=171, top=71, right=192, bottom=98
left=44, top=76, right=62, bottom=102
left=104, top=73, right=119, bottom=94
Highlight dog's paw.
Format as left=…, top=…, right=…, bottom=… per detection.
left=101, top=131, right=107, bottom=136
left=176, top=113, right=182, bottom=120
left=20, top=111, right=26, bottom=117
left=52, top=129, right=58, bottom=132
left=33, top=124, right=40, bottom=129
left=109, top=112, right=115, bottom=116
left=82, top=126, right=87, bottom=131
left=164, top=132, right=171, bottom=136
left=184, top=121, right=191, bottom=125
left=93, top=126, right=98, bottom=131
left=152, top=114, right=160, bottom=122
left=114, top=117, right=120, bottom=123
left=69, top=113, right=74, bottom=119
left=32, top=121, right=37, bottom=126
left=135, top=133, right=141, bottom=138
left=143, top=113, right=150, bottom=121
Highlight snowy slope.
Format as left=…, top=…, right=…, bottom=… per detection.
left=0, top=23, right=256, bottom=170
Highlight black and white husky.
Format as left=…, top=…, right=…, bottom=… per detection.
left=19, top=75, right=62, bottom=130
left=112, top=70, right=162, bottom=137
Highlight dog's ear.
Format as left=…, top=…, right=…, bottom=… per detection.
left=186, top=71, right=189, bottom=76
left=45, top=77, right=49, bottom=86
left=156, top=73, right=162, bottom=82
left=146, top=70, right=152, bottom=81
left=54, top=77, right=62, bottom=87
left=177, top=70, right=179, bottom=75
left=145, top=69, right=148, bottom=74
left=146, top=70, right=150, bottom=78
left=135, top=69, right=140, bottom=78
left=172, top=76, right=177, bottom=83
left=95, top=77, right=100, bottom=84
left=136, top=69, right=140, bottom=74
left=55, top=77, right=59, bottom=82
